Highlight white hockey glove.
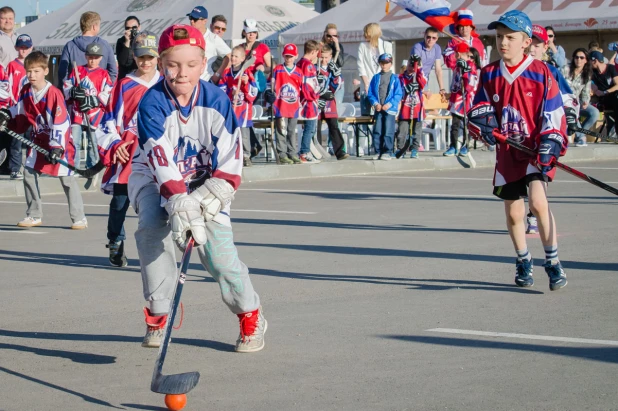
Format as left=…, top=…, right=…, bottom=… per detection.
left=189, top=177, right=235, bottom=222
left=164, top=194, right=208, bottom=250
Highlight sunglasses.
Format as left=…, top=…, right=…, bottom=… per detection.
left=326, top=34, right=338, bottom=38
left=189, top=17, right=205, bottom=22
left=125, top=25, right=138, bottom=30
left=548, top=34, right=555, bottom=38
left=574, top=55, right=587, bottom=60
left=212, top=25, right=226, bottom=32
left=426, top=36, right=438, bottom=40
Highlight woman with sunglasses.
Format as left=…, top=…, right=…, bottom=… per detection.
left=321, top=23, right=344, bottom=69
left=544, top=26, right=566, bottom=68
left=116, top=15, right=140, bottom=80
left=561, top=48, right=598, bottom=146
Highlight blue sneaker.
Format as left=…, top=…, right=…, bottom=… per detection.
left=443, top=146, right=457, bottom=156
left=410, top=149, right=418, bottom=159
left=515, top=258, right=534, bottom=287
left=543, top=260, right=567, bottom=291
left=459, top=146, right=469, bottom=156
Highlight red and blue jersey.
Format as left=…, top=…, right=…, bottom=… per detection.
left=317, top=64, right=341, bottom=119
left=449, top=60, right=478, bottom=118
left=398, top=68, right=427, bottom=121
left=474, top=55, right=567, bottom=185
left=272, top=63, right=302, bottom=119
left=8, top=82, right=76, bottom=177
left=63, top=65, right=112, bottom=129
left=296, top=57, right=320, bottom=120
left=219, top=67, right=258, bottom=127
left=7, top=59, right=28, bottom=105
left=0, top=64, right=9, bottom=109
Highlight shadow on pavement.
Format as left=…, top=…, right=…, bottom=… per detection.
left=0, top=342, right=116, bottom=364
left=121, top=404, right=167, bottom=411
left=0, top=366, right=124, bottom=409
left=382, top=334, right=618, bottom=364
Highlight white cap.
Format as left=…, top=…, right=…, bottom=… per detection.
left=243, top=18, right=258, bottom=33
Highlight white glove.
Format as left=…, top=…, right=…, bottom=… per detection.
left=190, top=177, right=235, bottom=222
left=164, top=194, right=207, bottom=250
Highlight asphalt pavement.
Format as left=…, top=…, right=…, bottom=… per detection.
left=0, top=161, right=617, bottom=411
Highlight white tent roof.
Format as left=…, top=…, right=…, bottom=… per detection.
left=281, top=0, right=618, bottom=44
left=24, top=0, right=318, bottom=55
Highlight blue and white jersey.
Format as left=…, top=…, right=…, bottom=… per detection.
left=129, top=79, right=242, bottom=227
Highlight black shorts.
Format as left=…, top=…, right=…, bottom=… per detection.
left=493, top=173, right=548, bottom=200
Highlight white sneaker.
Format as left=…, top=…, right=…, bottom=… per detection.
left=71, top=218, right=88, bottom=230
left=380, top=153, right=392, bottom=161
left=17, top=216, right=42, bottom=227
left=372, top=154, right=381, bottom=160
left=235, top=306, right=267, bottom=353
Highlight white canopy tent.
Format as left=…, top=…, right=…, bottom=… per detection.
left=24, top=0, right=318, bottom=55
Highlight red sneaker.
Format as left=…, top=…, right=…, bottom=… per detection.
left=235, top=306, right=267, bottom=353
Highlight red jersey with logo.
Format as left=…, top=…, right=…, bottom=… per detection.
left=219, top=67, right=258, bottom=127
left=317, top=64, right=341, bottom=119
left=7, top=59, right=28, bottom=105
left=398, top=68, right=427, bottom=121
left=296, top=57, right=320, bottom=120
left=449, top=60, right=478, bottom=118
left=272, top=63, right=302, bottom=119
left=473, top=56, right=567, bottom=186
left=63, top=65, right=112, bottom=129
left=0, top=64, right=9, bottom=108
left=244, top=42, right=271, bottom=70
left=8, top=82, right=76, bottom=176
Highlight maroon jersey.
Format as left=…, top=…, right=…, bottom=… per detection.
left=63, top=65, right=112, bottom=128
left=219, top=67, right=258, bottom=127
left=0, top=64, right=8, bottom=108
left=7, top=59, right=27, bottom=105
left=296, top=57, right=320, bottom=120
left=8, top=82, right=76, bottom=177
left=474, top=56, right=567, bottom=185
left=272, top=63, right=303, bottom=119
left=398, top=68, right=427, bottom=121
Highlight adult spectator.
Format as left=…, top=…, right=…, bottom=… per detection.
left=411, top=27, right=446, bottom=99
left=322, top=23, right=345, bottom=106
left=443, top=10, right=486, bottom=69
left=544, top=26, right=566, bottom=68
left=116, top=16, right=140, bottom=80
left=0, top=6, right=17, bottom=67
left=590, top=50, right=618, bottom=137
left=186, top=6, right=230, bottom=83
left=561, top=48, right=598, bottom=147
left=240, top=18, right=272, bottom=75
left=357, top=22, right=392, bottom=115
left=58, top=11, right=117, bottom=87
left=208, top=15, right=228, bottom=75
left=588, top=42, right=609, bottom=63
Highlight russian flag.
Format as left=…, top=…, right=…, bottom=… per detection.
left=390, top=0, right=455, bottom=32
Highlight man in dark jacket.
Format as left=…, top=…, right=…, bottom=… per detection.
left=116, top=16, right=140, bottom=80
left=58, top=11, right=117, bottom=87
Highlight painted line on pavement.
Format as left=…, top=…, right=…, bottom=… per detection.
left=576, top=167, right=618, bottom=170
left=427, top=328, right=618, bottom=346
left=241, top=188, right=497, bottom=199
left=0, top=229, right=46, bottom=235
left=341, top=175, right=618, bottom=184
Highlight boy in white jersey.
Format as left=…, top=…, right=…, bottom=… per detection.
left=130, top=25, right=266, bottom=352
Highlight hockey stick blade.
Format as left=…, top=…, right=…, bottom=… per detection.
left=3, top=127, right=104, bottom=178
left=151, top=238, right=200, bottom=395
left=0, top=149, right=6, bottom=166
left=395, top=140, right=411, bottom=159
left=492, top=130, right=618, bottom=197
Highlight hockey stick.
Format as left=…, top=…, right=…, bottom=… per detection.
left=151, top=236, right=200, bottom=394
left=233, top=56, right=256, bottom=103
left=460, top=65, right=476, bottom=168
left=0, top=149, right=6, bottom=167
left=573, top=126, right=618, bottom=143
left=269, top=55, right=280, bottom=165
left=2, top=127, right=105, bottom=178
left=492, top=130, right=618, bottom=196
left=396, top=61, right=418, bottom=159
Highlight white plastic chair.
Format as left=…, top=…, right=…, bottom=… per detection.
left=338, top=103, right=357, bottom=153
left=253, top=105, right=264, bottom=119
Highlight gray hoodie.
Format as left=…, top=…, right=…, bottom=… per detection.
left=58, top=35, right=117, bottom=88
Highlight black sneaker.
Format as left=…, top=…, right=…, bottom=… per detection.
left=543, top=260, right=567, bottom=291
left=243, top=157, right=252, bottom=167
left=515, top=258, right=534, bottom=287
left=250, top=145, right=263, bottom=159
left=106, top=241, right=128, bottom=267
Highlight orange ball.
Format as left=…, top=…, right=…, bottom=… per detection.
left=164, top=393, right=187, bottom=411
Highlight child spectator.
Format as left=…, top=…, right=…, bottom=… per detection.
left=63, top=42, right=113, bottom=169
left=394, top=54, right=427, bottom=158
left=296, top=40, right=321, bottom=163
left=271, top=43, right=303, bottom=164
left=316, top=44, right=348, bottom=160
left=3, top=34, right=33, bottom=179
left=0, top=51, right=87, bottom=229
left=443, top=42, right=479, bottom=157
left=367, top=53, right=403, bottom=160
left=220, top=44, right=258, bottom=167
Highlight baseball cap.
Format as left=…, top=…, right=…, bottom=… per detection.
left=186, top=6, right=208, bottom=19
left=590, top=50, right=604, bottom=62
left=378, top=53, right=393, bottom=63
left=243, top=18, right=258, bottom=34
left=15, top=34, right=33, bottom=48
left=132, top=31, right=159, bottom=58
left=487, top=10, right=532, bottom=38
left=158, top=24, right=205, bottom=54
left=454, top=42, right=470, bottom=53
left=531, top=25, right=548, bottom=43
left=282, top=43, right=298, bottom=57
left=86, top=42, right=104, bottom=56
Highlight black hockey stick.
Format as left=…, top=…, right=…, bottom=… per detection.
left=2, top=127, right=105, bottom=178
left=151, top=237, right=200, bottom=394
left=573, top=126, right=618, bottom=143
left=0, top=149, right=6, bottom=167
left=492, top=130, right=618, bottom=196
left=396, top=61, right=419, bottom=159
left=269, top=55, right=281, bottom=165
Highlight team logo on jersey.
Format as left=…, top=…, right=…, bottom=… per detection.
left=279, top=84, right=298, bottom=104
left=34, top=114, right=51, bottom=134
left=501, top=105, right=529, bottom=143
left=175, top=135, right=208, bottom=174
left=493, top=94, right=499, bottom=102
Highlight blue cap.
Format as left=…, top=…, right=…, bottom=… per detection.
left=15, top=34, right=33, bottom=48
left=378, top=53, right=393, bottom=63
left=487, top=10, right=532, bottom=38
left=187, top=6, right=208, bottom=19
left=590, top=50, right=604, bottom=62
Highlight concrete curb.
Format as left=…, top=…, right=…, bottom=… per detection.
left=1, top=145, right=617, bottom=197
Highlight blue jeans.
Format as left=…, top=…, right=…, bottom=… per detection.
left=577, top=104, right=600, bottom=141
left=107, top=184, right=131, bottom=242
left=299, top=119, right=317, bottom=155
left=71, top=124, right=96, bottom=169
left=372, top=111, right=396, bottom=155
